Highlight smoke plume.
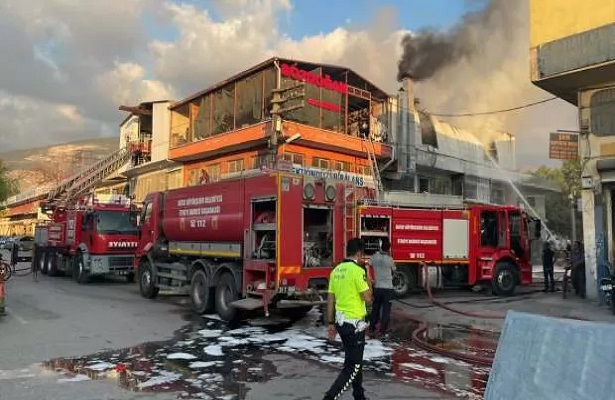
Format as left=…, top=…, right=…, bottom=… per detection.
left=398, top=0, right=577, bottom=166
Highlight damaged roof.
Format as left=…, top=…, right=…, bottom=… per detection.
left=171, top=56, right=391, bottom=109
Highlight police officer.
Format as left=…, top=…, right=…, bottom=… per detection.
left=323, top=238, right=373, bottom=400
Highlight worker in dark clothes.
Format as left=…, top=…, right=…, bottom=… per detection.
left=368, top=237, right=396, bottom=338
left=324, top=238, right=373, bottom=400
left=542, top=242, right=555, bottom=292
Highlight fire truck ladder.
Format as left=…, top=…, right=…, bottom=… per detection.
left=46, top=147, right=132, bottom=205
left=365, top=138, right=383, bottom=198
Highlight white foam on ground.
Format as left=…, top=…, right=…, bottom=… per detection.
left=58, top=374, right=91, bottom=383
left=87, top=362, right=115, bottom=371
left=167, top=352, right=198, bottom=360
left=197, top=329, right=223, bottom=338
left=138, top=371, right=183, bottom=389
left=203, top=345, right=224, bottom=357
left=189, top=361, right=217, bottom=369
left=399, top=363, right=440, bottom=375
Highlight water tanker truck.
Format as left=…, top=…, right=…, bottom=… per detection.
left=135, top=170, right=367, bottom=321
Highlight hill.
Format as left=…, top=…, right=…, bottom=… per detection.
left=0, top=137, right=119, bottom=192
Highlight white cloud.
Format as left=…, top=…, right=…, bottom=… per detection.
left=0, top=0, right=577, bottom=169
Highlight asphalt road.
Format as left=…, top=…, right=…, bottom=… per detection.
left=0, top=255, right=450, bottom=400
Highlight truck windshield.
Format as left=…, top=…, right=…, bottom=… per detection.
left=95, top=211, right=138, bottom=234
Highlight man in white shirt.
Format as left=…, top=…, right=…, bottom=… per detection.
left=367, top=237, right=396, bottom=337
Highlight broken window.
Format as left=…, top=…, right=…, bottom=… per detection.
left=193, top=95, right=212, bottom=140
left=263, top=67, right=277, bottom=119
left=282, top=67, right=320, bottom=128
left=212, top=84, right=235, bottom=135
left=321, top=84, right=344, bottom=132
left=170, top=105, right=190, bottom=147
left=235, top=73, right=263, bottom=128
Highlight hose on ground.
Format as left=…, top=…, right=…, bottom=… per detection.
left=419, top=262, right=506, bottom=320
left=391, top=309, right=495, bottom=367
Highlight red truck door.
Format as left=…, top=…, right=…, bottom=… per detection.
left=137, top=194, right=157, bottom=253
left=473, top=207, right=507, bottom=281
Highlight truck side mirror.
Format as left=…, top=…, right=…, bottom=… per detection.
left=10, top=242, right=18, bottom=265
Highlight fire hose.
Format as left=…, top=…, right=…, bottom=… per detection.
left=396, top=263, right=503, bottom=367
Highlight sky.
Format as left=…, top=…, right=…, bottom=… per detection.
left=0, top=0, right=577, bottom=168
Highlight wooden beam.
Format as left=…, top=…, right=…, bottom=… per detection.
left=118, top=105, right=152, bottom=116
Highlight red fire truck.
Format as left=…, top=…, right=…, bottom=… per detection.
left=135, top=169, right=540, bottom=321
left=34, top=194, right=140, bottom=283
left=135, top=170, right=363, bottom=322
left=359, top=201, right=541, bottom=297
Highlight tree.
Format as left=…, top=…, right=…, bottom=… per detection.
left=531, top=159, right=583, bottom=238
left=0, top=159, right=18, bottom=204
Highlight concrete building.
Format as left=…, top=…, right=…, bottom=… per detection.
left=95, top=100, right=182, bottom=202
left=530, top=0, right=615, bottom=299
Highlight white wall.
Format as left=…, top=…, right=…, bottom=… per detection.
left=119, top=116, right=139, bottom=150
left=152, top=102, right=171, bottom=162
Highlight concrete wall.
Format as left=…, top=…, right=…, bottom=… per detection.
left=530, top=0, right=615, bottom=47
left=152, top=102, right=171, bottom=163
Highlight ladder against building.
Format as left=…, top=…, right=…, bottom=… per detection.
left=364, top=138, right=383, bottom=198
left=46, top=147, right=132, bottom=207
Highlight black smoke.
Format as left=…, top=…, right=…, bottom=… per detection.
left=397, top=0, right=508, bottom=82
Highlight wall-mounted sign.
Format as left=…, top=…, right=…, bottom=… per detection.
left=281, top=63, right=348, bottom=95
left=290, top=166, right=366, bottom=187
left=549, top=132, right=578, bottom=160
left=307, top=98, right=341, bottom=113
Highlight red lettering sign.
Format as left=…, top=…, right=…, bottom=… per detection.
left=308, top=98, right=341, bottom=113
left=280, top=63, right=348, bottom=95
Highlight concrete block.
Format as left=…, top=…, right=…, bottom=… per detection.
left=485, top=311, right=615, bottom=400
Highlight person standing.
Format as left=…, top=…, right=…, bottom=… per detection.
left=368, top=237, right=396, bottom=338
left=542, top=242, right=555, bottom=292
left=324, top=238, right=373, bottom=400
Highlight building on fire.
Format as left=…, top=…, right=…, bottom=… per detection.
left=530, top=0, right=615, bottom=299
left=1, top=57, right=557, bottom=253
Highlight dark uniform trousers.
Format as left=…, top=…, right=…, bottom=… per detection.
left=323, top=322, right=367, bottom=400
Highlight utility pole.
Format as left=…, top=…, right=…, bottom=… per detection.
left=269, top=83, right=305, bottom=167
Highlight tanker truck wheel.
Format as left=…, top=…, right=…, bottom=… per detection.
left=215, top=272, right=239, bottom=322
left=40, top=251, right=48, bottom=275
left=75, top=252, right=90, bottom=284
left=393, top=267, right=414, bottom=298
left=139, top=261, right=159, bottom=299
left=190, top=270, right=213, bottom=314
left=492, top=262, right=517, bottom=297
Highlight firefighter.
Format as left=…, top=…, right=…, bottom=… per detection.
left=367, top=237, right=396, bottom=338
left=323, top=238, right=373, bottom=400
left=542, top=241, right=555, bottom=292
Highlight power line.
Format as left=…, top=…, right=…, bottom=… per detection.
left=429, top=96, right=559, bottom=117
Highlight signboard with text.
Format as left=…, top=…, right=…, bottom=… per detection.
left=549, top=132, right=578, bottom=160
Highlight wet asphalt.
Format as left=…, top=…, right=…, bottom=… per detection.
left=0, top=252, right=490, bottom=399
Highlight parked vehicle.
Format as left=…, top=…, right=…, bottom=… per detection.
left=33, top=194, right=139, bottom=283
left=13, top=236, right=34, bottom=262
left=600, top=263, right=615, bottom=314
left=135, top=171, right=355, bottom=321
left=358, top=202, right=541, bottom=297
